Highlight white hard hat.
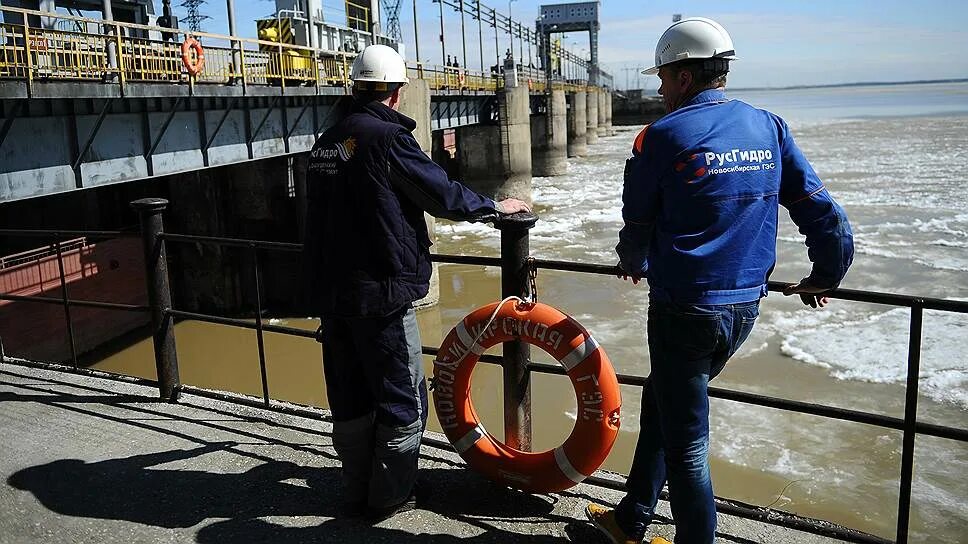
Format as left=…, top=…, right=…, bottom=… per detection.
left=642, top=17, right=736, bottom=75
left=351, top=44, right=409, bottom=86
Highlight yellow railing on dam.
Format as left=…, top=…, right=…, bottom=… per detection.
left=0, top=6, right=589, bottom=94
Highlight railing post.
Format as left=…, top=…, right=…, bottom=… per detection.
left=494, top=211, right=538, bottom=451
left=896, top=302, right=923, bottom=544
left=131, top=198, right=180, bottom=401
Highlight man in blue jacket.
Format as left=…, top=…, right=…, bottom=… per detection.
left=585, top=18, right=854, bottom=544
left=302, top=45, right=530, bottom=522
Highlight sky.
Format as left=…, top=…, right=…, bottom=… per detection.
left=167, top=0, right=967, bottom=89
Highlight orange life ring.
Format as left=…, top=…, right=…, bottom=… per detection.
left=181, top=37, right=205, bottom=76
left=433, top=300, right=621, bottom=492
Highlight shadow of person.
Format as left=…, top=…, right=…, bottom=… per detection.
left=7, top=442, right=341, bottom=528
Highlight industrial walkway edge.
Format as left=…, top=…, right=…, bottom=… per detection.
left=0, top=360, right=845, bottom=543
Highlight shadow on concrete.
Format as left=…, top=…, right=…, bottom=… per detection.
left=8, top=443, right=339, bottom=528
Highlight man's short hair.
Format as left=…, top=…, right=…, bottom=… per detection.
left=677, top=58, right=729, bottom=88
left=352, top=81, right=403, bottom=104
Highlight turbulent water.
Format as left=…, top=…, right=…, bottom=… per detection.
left=92, top=81, right=968, bottom=541
left=433, top=82, right=968, bottom=541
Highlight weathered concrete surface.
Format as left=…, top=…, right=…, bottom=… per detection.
left=530, top=90, right=568, bottom=177
left=397, top=79, right=440, bottom=309
left=0, top=362, right=850, bottom=544
left=457, top=86, right=532, bottom=204
left=566, top=91, right=587, bottom=158
left=596, top=91, right=607, bottom=138
left=585, top=91, right=599, bottom=146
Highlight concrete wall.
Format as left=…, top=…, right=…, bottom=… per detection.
left=597, top=91, right=607, bottom=137
left=585, top=90, right=599, bottom=146
left=567, top=91, right=587, bottom=158
left=458, top=86, right=532, bottom=203
left=397, top=79, right=440, bottom=309
left=605, top=92, right=614, bottom=136
left=530, top=90, right=567, bottom=177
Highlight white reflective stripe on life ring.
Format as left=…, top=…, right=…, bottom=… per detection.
left=454, top=424, right=486, bottom=454
left=560, top=335, right=599, bottom=371
left=455, top=319, right=484, bottom=356
left=554, top=446, right=587, bottom=484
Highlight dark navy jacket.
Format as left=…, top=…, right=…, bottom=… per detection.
left=617, top=89, right=854, bottom=304
left=303, top=100, right=498, bottom=317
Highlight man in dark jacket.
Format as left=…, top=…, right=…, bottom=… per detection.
left=585, top=18, right=854, bottom=544
left=302, top=44, right=529, bottom=522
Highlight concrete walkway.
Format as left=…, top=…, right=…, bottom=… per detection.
left=0, top=361, right=848, bottom=544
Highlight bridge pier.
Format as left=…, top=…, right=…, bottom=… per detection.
left=457, top=85, right=532, bottom=203
left=605, top=92, right=614, bottom=136
left=567, top=91, right=588, bottom=158
left=585, top=90, right=599, bottom=146
left=597, top=91, right=607, bottom=138
left=398, top=79, right=441, bottom=310
left=530, top=90, right=567, bottom=177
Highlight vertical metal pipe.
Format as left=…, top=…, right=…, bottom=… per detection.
left=54, top=240, right=78, bottom=369
left=494, top=212, right=538, bottom=451
left=226, top=0, right=241, bottom=80
left=438, top=0, right=446, bottom=67
left=252, top=246, right=270, bottom=406
left=895, top=303, right=923, bottom=543
left=459, top=0, right=467, bottom=71
left=477, top=0, right=484, bottom=72
left=101, top=0, right=118, bottom=78
left=413, top=0, right=420, bottom=62
left=131, top=198, right=180, bottom=401
left=493, top=8, right=499, bottom=74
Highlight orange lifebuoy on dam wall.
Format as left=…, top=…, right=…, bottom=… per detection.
left=433, top=300, right=621, bottom=493
left=181, top=37, right=205, bottom=76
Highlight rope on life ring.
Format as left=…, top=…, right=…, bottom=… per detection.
left=433, top=299, right=621, bottom=493
left=181, top=36, right=205, bottom=76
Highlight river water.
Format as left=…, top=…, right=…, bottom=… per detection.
left=94, top=81, right=968, bottom=542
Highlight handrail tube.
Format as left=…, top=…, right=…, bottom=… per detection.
left=0, top=293, right=149, bottom=312
left=528, top=257, right=968, bottom=312
left=0, top=229, right=137, bottom=239
left=166, top=309, right=318, bottom=340
left=430, top=253, right=501, bottom=267
left=160, top=233, right=302, bottom=252
left=582, top=474, right=891, bottom=544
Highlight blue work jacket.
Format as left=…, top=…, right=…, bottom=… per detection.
left=617, top=89, right=854, bottom=304
left=303, top=100, right=498, bottom=317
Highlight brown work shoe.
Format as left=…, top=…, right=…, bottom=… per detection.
left=585, top=503, right=645, bottom=544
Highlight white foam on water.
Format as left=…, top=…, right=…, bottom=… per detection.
left=779, top=307, right=968, bottom=409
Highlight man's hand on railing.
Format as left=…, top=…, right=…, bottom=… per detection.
left=783, top=277, right=832, bottom=308
left=616, top=262, right=642, bottom=285
left=496, top=198, right=532, bottom=215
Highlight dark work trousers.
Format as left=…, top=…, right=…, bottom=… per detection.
left=320, top=305, right=428, bottom=509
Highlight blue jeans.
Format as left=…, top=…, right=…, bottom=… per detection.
left=616, top=299, right=759, bottom=543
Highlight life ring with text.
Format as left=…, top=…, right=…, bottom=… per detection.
left=433, top=300, right=621, bottom=492
left=181, top=37, right=205, bottom=76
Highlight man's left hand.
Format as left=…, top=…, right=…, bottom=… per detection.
left=496, top=198, right=532, bottom=214
left=783, top=277, right=833, bottom=308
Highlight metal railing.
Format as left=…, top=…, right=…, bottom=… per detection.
left=0, top=6, right=596, bottom=96
left=2, top=202, right=966, bottom=544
